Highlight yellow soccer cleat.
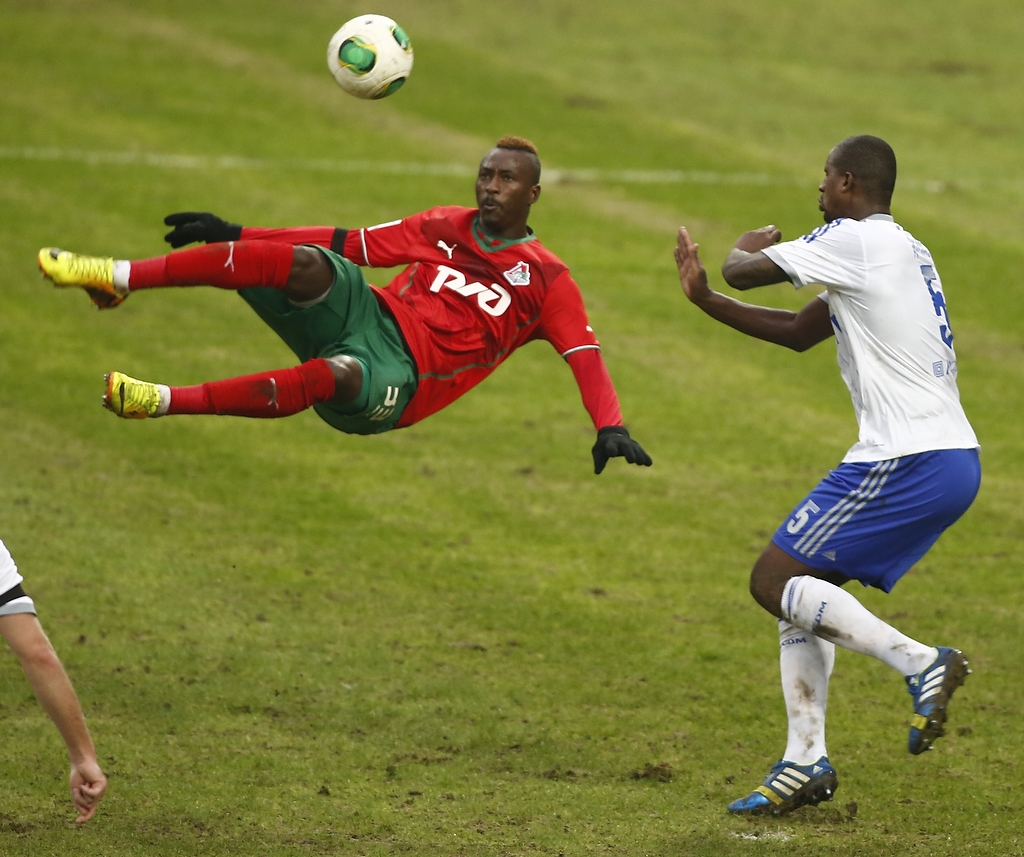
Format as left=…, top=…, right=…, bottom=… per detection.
left=37, top=247, right=128, bottom=309
left=103, top=372, right=165, bottom=419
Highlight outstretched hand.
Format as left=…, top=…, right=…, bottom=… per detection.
left=674, top=227, right=712, bottom=305
left=163, top=212, right=243, bottom=248
left=70, top=758, right=107, bottom=824
left=592, top=426, right=652, bottom=475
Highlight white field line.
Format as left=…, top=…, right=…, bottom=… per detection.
left=0, top=145, right=952, bottom=192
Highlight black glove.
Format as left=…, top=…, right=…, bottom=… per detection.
left=163, top=212, right=243, bottom=248
left=591, top=426, right=652, bottom=475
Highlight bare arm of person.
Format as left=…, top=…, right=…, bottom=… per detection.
left=675, top=227, right=834, bottom=352
left=0, top=613, right=107, bottom=823
left=720, top=225, right=789, bottom=290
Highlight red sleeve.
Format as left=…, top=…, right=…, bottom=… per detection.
left=565, top=348, right=624, bottom=430
left=536, top=270, right=601, bottom=355
left=537, top=270, right=620, bottom=428
left=342, top=210, right=436, bottom=267
left=239, top=226, right=340, bottom=249
left=343, top=228, right=371, bottom=265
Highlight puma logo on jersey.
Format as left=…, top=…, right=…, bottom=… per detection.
left=503, top=261, right=531, bottom=286
left=429, top=264, right=511, bottom=317
left=436, top=240, right=457, bottom=259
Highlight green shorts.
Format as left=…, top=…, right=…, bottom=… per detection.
left=238, top=248, right=417, bottom=435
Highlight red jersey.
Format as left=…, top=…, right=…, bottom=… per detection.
left=343, top=206, right=602, bottom=426
left=240, top=207, right=624, bottom=430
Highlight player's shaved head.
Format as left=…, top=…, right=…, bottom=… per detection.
left=495, top=135, right=541, bottom=185
left=831, top=135, right=897, bottom=206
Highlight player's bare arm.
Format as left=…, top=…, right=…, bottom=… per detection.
left=0, top=613, right=107, bottom=823
left=675, top=227, right=833, bottom=352
left=721, top=225, right=789, bottom=290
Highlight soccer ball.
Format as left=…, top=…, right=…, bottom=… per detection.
left=326, top=15, right=413, bottom=100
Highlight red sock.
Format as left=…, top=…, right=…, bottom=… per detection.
left=167, top=359, right=337, bottom=417
left=128, top=241, right=294, bottom=291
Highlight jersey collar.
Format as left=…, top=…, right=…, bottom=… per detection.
left=863, top=213, right=895, bottom=222
left=472, top=215, right=537, bottom=253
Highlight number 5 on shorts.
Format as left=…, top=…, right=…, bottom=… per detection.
left=787, top=499, right=821, bottom=534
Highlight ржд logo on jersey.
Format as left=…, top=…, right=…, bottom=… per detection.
left=429, top=264, right=511, bottom=317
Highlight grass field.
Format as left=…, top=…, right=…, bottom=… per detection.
left=2, top=1, right=1023, bottom=854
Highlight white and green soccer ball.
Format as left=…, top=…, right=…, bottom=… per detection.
left=327, top=14, right=414, bottom=100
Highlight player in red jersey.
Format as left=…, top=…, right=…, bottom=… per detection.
left=38, top=137, right=650, bottom=474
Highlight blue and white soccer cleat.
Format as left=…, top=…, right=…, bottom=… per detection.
left=727, top=756, right=838, bottom=816
left=906, top=646, right=970, bottom=755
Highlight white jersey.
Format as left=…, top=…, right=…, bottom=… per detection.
left=763, top=214, right=978, bottom=463
left=0, top=538, right=36, bottom=617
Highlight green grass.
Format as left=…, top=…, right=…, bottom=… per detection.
left=2, top=1, right=1023, bottom=854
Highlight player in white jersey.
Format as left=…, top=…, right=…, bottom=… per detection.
left=673, top=135, right=980, bottom=815
left=0, top=539, right=107, bottom=822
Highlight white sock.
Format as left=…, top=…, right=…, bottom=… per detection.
left=779, top=619, right=833, bottom=765
left=112, top=260, right=131, bottom=291
left=781, top=575, right=936, bottom=676
left=155, top=384, right=171, bottom=417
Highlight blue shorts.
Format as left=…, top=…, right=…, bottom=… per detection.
left=772, top=448, right=981, bottom=592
